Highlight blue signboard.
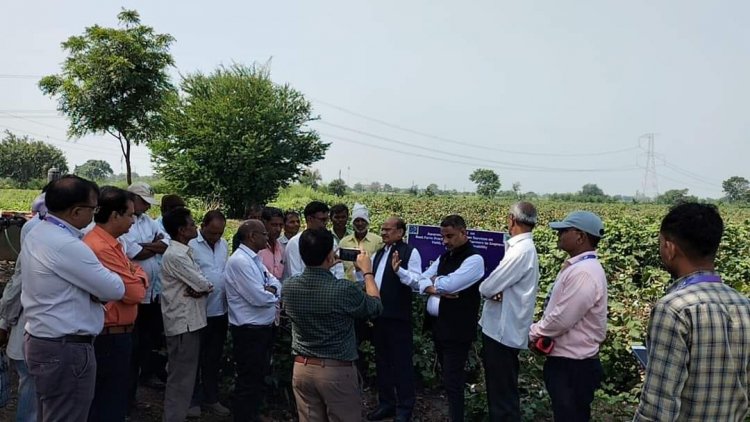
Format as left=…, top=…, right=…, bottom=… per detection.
left=406, top=225, right=505, bottom=278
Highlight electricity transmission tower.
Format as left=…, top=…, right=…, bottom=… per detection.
left=640, top=133, right=659, bottom=198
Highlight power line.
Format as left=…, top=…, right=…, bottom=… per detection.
left=0, top=111, right=67, bottom=131
left=314, top=122, right=638, bottom=172
left=313, top=100, right=639, bottom=157
left=0, top=74, right=43, bottom=79
left=0, top=125, right=150, bottom=158
left=321, top=131, right=640, bottom=174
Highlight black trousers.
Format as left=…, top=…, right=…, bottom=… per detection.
left=90, top=333, right=133, bottom=422
left=129, top=302, right=166, bottom=401
left=231, top=324, right=274, bottom=422
left=543, top=356, right=603, bottom=422
left=481, top=333, right=520, bottom=422
left=435, top=338, right=472, bottom=422
left=193, top=314, right=228, bottom=405
left=372, top=318, right=416, bottom=418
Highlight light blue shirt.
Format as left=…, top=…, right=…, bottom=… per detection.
left=478, top=232, right=539, bottom=349
left=121, top=213, right=168, bottom=303
left=189, top=232, right=229, bottom=317
left=20, top=215, right=125, bottom=337
left=225, top=245, right=282, bottom=327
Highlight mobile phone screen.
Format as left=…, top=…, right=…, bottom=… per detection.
left=631, top=345, right=648, bottom=368
left=338, top=248, right=360, bottom=262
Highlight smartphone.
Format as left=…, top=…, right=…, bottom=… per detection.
left=338, top=248, right=360, bottom=262
left=631, top=345, right=648, bottom=368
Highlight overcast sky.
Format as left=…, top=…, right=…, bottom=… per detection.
left=1, top=1, right=747, bottom=198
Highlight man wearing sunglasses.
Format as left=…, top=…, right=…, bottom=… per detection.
left=529, top=211, right=607, bottom=422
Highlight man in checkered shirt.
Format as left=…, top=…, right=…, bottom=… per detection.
left=634, top=203, right=750, bottom=421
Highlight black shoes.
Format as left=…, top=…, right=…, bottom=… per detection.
left=367, top=406, right=396, bottom=421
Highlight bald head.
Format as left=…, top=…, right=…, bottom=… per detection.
left=237, top=219, right=269, bottom=252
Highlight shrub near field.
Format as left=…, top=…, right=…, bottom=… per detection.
left=4, top=187, right=750, bottom=420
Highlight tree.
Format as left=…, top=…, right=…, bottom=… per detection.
left=512, top=181, right=522, bottom=199
left=152, top=64, right=328, bottom=217
left=722, top=176, right=750, bottom=202
left=328, top=178, right=348, bottom=197
left=656, top=188, right=697, bottom=205
left=298, top=167, right=322, bottom=189
left=74, top=159, right=113, bottom=181
left=383, top=183, right=394, bottom=193
left=39, top=9, right=176, bottom=185
left=580, top=183, right=605, bottom=197
left=368, top=182, right=382, bottom=193
left=469, top=168, right=501, bottom=197
left=353, top=182, right=365, bottom=193
left=0, top=131, right=68, bottom=186
left=425, top=183, right=439, bottom=197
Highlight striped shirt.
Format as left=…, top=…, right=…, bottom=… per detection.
left=634, top=272, right=750, bottom=421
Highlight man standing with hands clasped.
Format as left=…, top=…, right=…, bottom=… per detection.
left=529, top=211, right=607, bottom=422
left=634, top=203, right=750, bottom=421
left=418, top=215, right=485, bottom=422
left=478, top=202, right=539, bottom=421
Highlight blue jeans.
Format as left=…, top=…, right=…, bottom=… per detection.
left=10, top=359, right=37, bottom=422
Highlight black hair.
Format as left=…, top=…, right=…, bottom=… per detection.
left=393, top=217, right=406, bottom=232
left=585, top=233, right=601, bottom=248
left=330, top=203, right=349, bottom=216
left=162, top=207, right=192, bottom=239
left=94, top=186, right=133, bottom=224
left=261, top=207, right=284, bottom=222
left=299, top=228, right=334, bottom=266
left=284, top=210, right=300, bottom=223
left=202, top=209, right=226, bottom=226
left=160, top=194, right=186, bottom=214
left=303, top=201, right=329, bottom=218
left=45, top=174, right=100, bottom=213
left=440, top=214, right=467, bottom=230
left=660, top=202, right=723, bottom=261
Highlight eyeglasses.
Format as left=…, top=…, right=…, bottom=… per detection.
left=78, top=204, right=100, bottom=214
left=252, top=231, right=269, bottom=237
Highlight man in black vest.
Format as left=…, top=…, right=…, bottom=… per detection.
left=418, top=215, right=485, bottom=422
left=365, top=217, right=423, bottom=422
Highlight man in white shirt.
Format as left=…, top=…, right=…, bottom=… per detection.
left=417, top=215, right=485, bottom=422
left=122, top=182, right=169, bottom=395
left=187, top=210, right=230, bottom=417
left=478, top=202, right=540, bottom=421
left=21, top=175, right=125, bottom=421
left=160, top=207, right=214, bottom=422
left=283, top=201, right=344, bottom=280
left=225, top=220, right=282, bottom=421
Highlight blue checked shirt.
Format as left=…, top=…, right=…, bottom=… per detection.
left=634, top=271, right=750, bottom=421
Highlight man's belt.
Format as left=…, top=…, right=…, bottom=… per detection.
left=28, top=333, right=95, bottom=344
left=100, top=325, right=135, bottom=335
left=294, top=356, right=354, bottom=367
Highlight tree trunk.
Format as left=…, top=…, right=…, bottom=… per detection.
left=125, top=141, right=132, bottom=185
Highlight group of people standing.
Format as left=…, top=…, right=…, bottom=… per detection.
left=1, top=174, right=749, bottom=422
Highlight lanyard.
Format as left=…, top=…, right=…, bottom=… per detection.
left=675, top=273, right=721, bottom=291
left=542, top=254, right=598, bottom=311
left=44, top=215, right=80, bottom=238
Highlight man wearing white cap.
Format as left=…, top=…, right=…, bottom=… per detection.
left=529, top=211, right=607, bottom=422
left=121, top=182, right=170, bottom=398
left=339, top=203, right=383, bottom=281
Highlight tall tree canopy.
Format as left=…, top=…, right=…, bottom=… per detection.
left=74, top=159, right=114, bottom=181
left=0, top=131, right=68, bottom=187
left=151, top=64, right=328, bottom=217
left=722, top=176, right=750, bottom=202
left=39, top=9, right=175, bottom=184
left=469, top=168, right=501, bottom=197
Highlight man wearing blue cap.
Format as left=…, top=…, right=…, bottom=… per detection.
left=529, top=211, right=607, bottom=422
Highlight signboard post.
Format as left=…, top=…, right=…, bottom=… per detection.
left=406, top=225, right=505, bottom=278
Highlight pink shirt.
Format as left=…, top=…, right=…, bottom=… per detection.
left=529, top=251, right=607, bottom=359
left=258, top=239, right=285, bottom=280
